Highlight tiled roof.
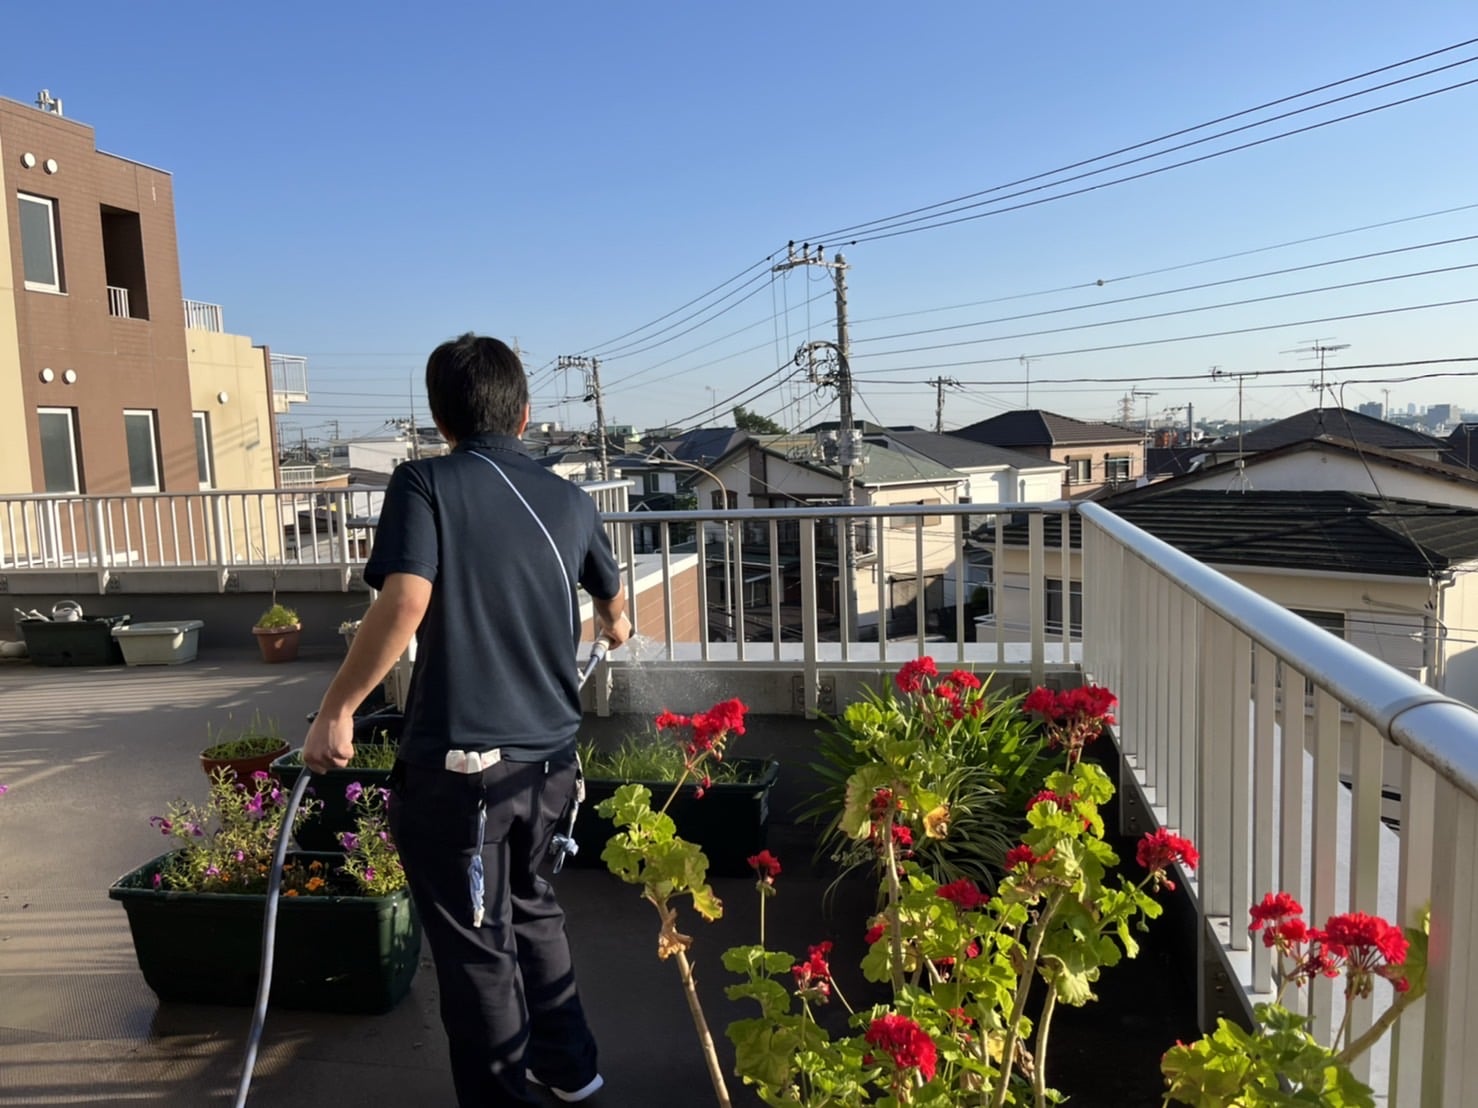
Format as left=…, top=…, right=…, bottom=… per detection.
left=1211, top=408, right=1447, bottom=454
left=879, top=430, right=1065, bottom=471
left=998, top=490, right=1478, bottom=577
left=744, top=436, right=963, bottom=486
left=659, top=427, right=748, bottom=463
left=1112, top=490, right=1478, bottom=577
left=950, top=409, right=1141, bottom=447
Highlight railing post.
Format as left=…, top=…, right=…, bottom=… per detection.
left=800, top=517, right=820, bottom=716
left=1424, top=775, right=1478, bottom=1105
left=1028, top=512, right=1044, bottom=687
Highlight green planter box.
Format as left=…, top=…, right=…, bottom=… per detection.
left=571, top=758, right=780, bottom=877
left=19, top=616, right=129, bottom=666
left=108, top=851, right=420, bottom=1014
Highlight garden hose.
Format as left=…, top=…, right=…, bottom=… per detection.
left=232, top=769, right=311, bottom=1108
left=232, top=638, right=613, bottom=1106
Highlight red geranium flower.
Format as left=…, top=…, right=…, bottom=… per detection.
left=949, top=669, right=982, bottom=690
left=895, top=656, right=939, bottom=694
left=792, top=941, right=834, bottom=1002
left=1004, top=843, right=1053, bottom=871
left=864, top=922, right=886, bottom=945
left=864, top=1013, right=938, bottom=1083
left=1136, top=827, right=1199, bottom=889
left=747, top=850, right=781, bottom=885
left=1022, top=686, right=1060, bottom=721
left=1318, top=911, right=1410, bottom=996
left=936, top=878, right=988, bottom=912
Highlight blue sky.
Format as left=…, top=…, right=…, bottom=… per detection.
left=8, top=2, right=1476, bottom=439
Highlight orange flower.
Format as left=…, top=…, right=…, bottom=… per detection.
left=305, top=876, right=325, bottom=893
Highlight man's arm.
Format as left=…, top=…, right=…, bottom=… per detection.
left=302, top=573, right=432, bottom=774
left=592, top=588, right=632, bottom=647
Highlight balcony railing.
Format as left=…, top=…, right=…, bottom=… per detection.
left=278, top=465, right=318, bottom=488
left=270, top=353, right=309, bottom=409
left=2, top=489, right=1476, bottom=1100
left=182, top=298, right=224, bottom=332
left=106, top=285, right=130, bottom=318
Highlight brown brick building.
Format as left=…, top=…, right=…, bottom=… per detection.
left=0, top=93, right=279, bottom=498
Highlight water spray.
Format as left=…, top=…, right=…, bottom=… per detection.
left=232, top=637, right=615, bottom=1107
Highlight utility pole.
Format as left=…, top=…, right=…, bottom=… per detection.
left=1211, top=367, right=1259, bottom=480
left=1019, top=356, right=1032, bottom=407
left=1132, top=389, right=1158, bottom=448
left=928, top=377, right=960, bottom=433
left=775, top=242, right=859, bottom=641
left=1381, top=388, right=1391, bottom=421
left=557, top=355, right=608, bottom=479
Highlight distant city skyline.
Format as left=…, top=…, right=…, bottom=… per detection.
left=6, top=2, right=1475, bottom=440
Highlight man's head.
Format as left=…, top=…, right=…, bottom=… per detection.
left=425, top=333, right=530, bottom=442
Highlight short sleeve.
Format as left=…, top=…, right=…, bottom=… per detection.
left=364, top=463, right=439, bottom=591
left=578, top=499, right=621, bottom=601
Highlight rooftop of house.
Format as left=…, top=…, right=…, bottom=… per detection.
left=1206, top=408, right=1449, bottom=455
left=1001, top=488, right=1478, bottom=577
left=658, top=427, right=749, bottom=464
left=949, top=409, right=1142, bottom=448
left=1116, top=489, right=1478, bottom=577
left=714, top=435, right=964, bottom=488
left=874, top=429, right=1066, bottom=472
left=1139, top=436, right=1478, bottom=495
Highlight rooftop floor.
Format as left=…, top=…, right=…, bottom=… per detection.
left=0, top=653, right=1194, bottom=1106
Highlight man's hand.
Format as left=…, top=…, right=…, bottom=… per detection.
left=602, top=611, right=633, bottom=649
left=303, top=710, right=355, bottom=775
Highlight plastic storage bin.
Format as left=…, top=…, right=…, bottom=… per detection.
left=18, top=616, right=130, bottom=666
left=111, top=621, right=204, bottom=666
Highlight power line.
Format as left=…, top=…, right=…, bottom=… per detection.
left=800, top=38, right=1478, bottom=244
left=806, top=55, right=1478, bottom=246
left=852, top=234, right=1478, bottom=349
left=846, top=297, right=1478, bottom=376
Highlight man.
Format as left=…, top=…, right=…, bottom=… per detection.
left=304, top=334, right=630, bottom=1106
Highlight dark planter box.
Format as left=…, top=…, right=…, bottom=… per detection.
left=570, top=758, right=780, bottom=877
left=19, top=616, right=129, bottom=666
left=108, top=851, right=420, bottom=1014
left=271, top=724, right=398, bottom=854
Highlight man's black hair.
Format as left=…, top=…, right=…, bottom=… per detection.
left=425, top=333, right=529, bottom=441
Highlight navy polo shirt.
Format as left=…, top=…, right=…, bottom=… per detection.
left=363, top=433, right=621, bottom=767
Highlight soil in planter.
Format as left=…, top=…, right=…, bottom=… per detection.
left=570, top=759, right=779, bottom=877
left=109, top=851, right=420, bottom=1015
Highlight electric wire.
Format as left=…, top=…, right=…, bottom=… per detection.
left=800, top=38, right=1478, bottom=244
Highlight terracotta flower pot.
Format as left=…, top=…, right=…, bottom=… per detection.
left=201, top=742, right=291, bottom=787
left=253, top=624, right=301, bottom=663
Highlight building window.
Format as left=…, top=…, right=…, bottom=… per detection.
left=710, top=489, right=737, bottom=510
left=192, top=412, right=214, bottom=489
left=1045, top=578, right=1083, bottom=635
left=18, top=193, right=63, bottom=293
left=38, top=408, right=81, bottom=494
left=1068, top=457, right=1092, bottom=484
left=1104, top=456, right=1131, bottom=482
left=100, top=206, right=149, bottom=319
left=123, top=409, right=162, bottom=492
left=890, top=499, right=943, bottom=529
left=643, top=472, right=661, bottom=495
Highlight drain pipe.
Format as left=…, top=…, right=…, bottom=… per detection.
left=232, top=638, right=614, bottom=1107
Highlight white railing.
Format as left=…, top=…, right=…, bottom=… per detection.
left=182, top=298, right=224, bottom=332
left=107, top=285, right=130, bottom=318
left=1080, top=500, right=1478, bottom=1105
left=270, top=354, right=309, bottom=402
left=278, top=465, right=318, bottom=488
left=0, top=487, right=383, bottom=577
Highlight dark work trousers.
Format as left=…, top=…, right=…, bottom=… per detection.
left=388, top=751, right=599, bottom=1107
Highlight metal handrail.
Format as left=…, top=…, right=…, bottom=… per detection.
left=1079, top=500, right=1478, bottom=795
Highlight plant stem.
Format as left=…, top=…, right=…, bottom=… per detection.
left=990, top=890, right=1062, bottom=1108
left=883, top=818, right=906, bottom=996
left=1033, top=985, right=1059, bottom=1108
left=758, top=889, right=766, bottom=950
left=674, top=948, right=733, bottom=1108
left=658, top=763, right=696, bottom=818
left=1335, top=988, right=1420, bottom=1067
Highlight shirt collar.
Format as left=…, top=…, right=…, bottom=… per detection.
left=453, top=433, right=530, bottom=457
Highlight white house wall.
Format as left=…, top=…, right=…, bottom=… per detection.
left=1438, top=564, right=1478, bottom=707
left=1178, top=452, right=1478, bottom=508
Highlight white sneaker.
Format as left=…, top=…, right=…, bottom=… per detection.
left=528, top=1071, right=604, bottom=1103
